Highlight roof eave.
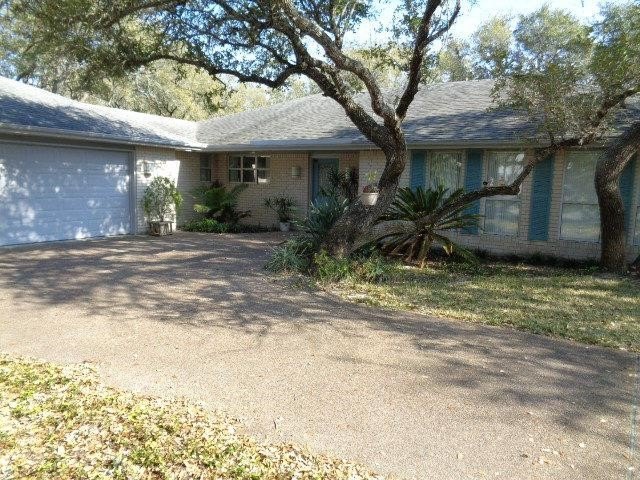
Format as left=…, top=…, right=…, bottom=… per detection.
left=0, top=123, right=207, bottom=151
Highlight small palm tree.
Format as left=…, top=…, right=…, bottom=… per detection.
left=192, top=182, right=249, bottom=224
left=380, top=185, right=480, bottom=267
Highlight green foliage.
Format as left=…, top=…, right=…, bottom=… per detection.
left=380, top=186, right=479, bottom=267
left=142, top=177, right=182, bottom=223
left=322, top=167, right=359, bottom=203
left=192, top=182, right=250, bottom=225
left=313, top=250, right=391, bottom=283
left=265, top=237, right=314, bottom=273
left=264, top=196, right=296, bottom=222
left=182, top=218, right=271, bottom=234
left=296, top=195, right=350, bottom=251
left=266, top=192, right=350, bottom=273
left=182, top=218, right=229, bottom=233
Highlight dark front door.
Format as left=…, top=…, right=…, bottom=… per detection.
left=311, top=157, right=339, bottom=202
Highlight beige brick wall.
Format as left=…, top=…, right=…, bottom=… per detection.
left=211, top=151, right=360, bottom=227
left=358, top=148, right=640, bottom=261
left=134, top=147, right=202, bottom=232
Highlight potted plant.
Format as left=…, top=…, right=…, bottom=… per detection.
left=142, top=176, right=183, bottom=236
left=264, top=195, right=296, bottom=232
left=361, top=170, right=379, bottom=206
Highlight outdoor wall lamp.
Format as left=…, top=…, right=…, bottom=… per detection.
left=291, top=165, right=301, bottom=178
left=143, top=160, right=152, bottom=177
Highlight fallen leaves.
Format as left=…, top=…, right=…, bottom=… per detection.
left=0, top=354, right=385, bottom=480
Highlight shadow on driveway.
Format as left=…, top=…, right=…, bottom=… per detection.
left=0, top=232, right=637, bottom=479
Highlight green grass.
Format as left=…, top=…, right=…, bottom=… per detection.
left=0, top=355, right=384, bottom=480
left=327, top=260, right=640, bottom=351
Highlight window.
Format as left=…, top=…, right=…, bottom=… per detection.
left=560, top=151, right=600, bottom=242
left=427, top=151, right=463, bottom=192
left=200, top=157, right=211, bottom=182
left=483, top=151, right=524, bottom=236
left=634, top=206, right=640, bottom=245
left=229, top=155, right=270, bottom=184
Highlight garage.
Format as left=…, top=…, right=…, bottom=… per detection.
left=0, top=142, right=133, bottom=246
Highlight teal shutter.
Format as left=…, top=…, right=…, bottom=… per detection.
left=463, top=149, right=483, bottom=234
left=410, top=151, right=426, bottom=191
left=620, top=155, right=636, bottom=233
left=528, top=155, right=555, bottom=241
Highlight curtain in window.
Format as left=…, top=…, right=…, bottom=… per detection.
left=428, top=151, right=462, bottom=192
left=560, top=152, right=600, bottom=242
left=484, top=151, right=524, bottom=236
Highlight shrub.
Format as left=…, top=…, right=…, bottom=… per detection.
left=192, top=182, right=250, bottom=224
left=264, top=196, right=296, bottom=222
left=182, top=219, right=273, bottom=234
left=380, top=185, right=480, bottom=267
left=142, top=176, right=183, bottom=222
left=182, top=218, right=229, bottom=233
left=313, top=250, right=392, bottom=283
left=297, top=195, right=349, bottom=250
left=265, top=237, right=313, bottom=273
left=313, top=250, right=352, bottom=282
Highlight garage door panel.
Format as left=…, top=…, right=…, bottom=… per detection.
left=0, top=142, right=132, bottom=246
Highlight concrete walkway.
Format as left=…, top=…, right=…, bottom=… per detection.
left=0, top=232, right=637, bottom=479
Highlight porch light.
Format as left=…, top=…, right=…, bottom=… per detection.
left=143, top=160, right=152, bottom=177
left=291, top=165, right=301, bottom=178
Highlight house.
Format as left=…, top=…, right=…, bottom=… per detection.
left=1, top=76, right=639, bottom=261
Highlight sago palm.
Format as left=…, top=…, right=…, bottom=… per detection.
left=380, top=186, right=480, bottom=267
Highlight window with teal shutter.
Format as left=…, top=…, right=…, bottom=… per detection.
left=463, top=150, right=483, bottom=234
left=410, top=151, right=426, bottom=191
left=528, top=155, right=554, bottom=241
left=619, top=155, right=636, bottom=234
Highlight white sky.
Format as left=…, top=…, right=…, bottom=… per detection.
left=354, top=0, right=614, bottom=45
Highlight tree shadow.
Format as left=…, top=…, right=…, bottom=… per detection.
left=0, top=231, right=636, bottom=453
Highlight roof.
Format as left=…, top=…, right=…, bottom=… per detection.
left=0, top=76, right=204, bottom=149
left=0, top=75, right=637, bottom=151
left=197, top=80, right=536, bottom=150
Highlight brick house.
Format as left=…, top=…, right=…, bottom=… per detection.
left=1, top=76, right=638, bottom=261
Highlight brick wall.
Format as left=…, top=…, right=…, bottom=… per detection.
left=211, top=151, right=360, bottom=227
left=134, top=147, right=202, bottom=233
left=358, top=148, right=640, bottom=261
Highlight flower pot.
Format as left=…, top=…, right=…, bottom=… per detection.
left=279, top=221, right=291, bottom=232
left=149, top=221, right=173, bottom=236
left=360, top=192, right=379, bottom=206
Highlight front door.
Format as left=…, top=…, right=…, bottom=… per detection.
left=311, top=157, right=339, bottom=203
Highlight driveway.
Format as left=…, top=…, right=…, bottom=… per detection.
left=0, top=232, right=637, bottom=479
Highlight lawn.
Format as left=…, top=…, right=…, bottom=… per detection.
left=0, top=355, right=383, bottom=480
left=326, top=260, right=640, bottom=351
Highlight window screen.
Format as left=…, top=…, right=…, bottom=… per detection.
left=483, top=151, right=524, bottom=236
left=560, top=151, right=600, bottom=242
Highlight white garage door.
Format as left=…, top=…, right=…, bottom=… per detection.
left=0, top=142, right=133, bottom=246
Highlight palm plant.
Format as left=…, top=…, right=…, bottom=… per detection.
left=264, top=196, right=296, bottom=222
left=192, top=182, right=249, bottom=224
left=380, top=185, right=480, bottom=267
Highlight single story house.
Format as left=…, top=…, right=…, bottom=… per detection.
left=1, top=76, right=639, bottom=261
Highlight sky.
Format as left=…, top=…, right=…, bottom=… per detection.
left=354, top=0, right=609, bottom=45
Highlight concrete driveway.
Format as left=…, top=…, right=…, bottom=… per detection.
left=0, top=232, right=637, bottom=479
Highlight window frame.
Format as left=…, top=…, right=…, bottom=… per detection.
left=228, top=154, right=271, bottom=184
left=481, top=150, right=525, bottom=237
left=426, top=150, right=464, bottom=192
left=200, top=157, right=212, bottom=182
left=559, top=151, right=601, bottom=243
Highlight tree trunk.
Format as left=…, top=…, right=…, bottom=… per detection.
left=595, top=122, right=640, bottom=273
left=322, top=145, right=407, bottom=256
left=595, top=168, right=628, bottom=273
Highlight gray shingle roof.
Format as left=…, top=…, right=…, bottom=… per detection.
left=0, top=76, right=204, bottom=148
left=197, top=79, right=536, bottom=149
left=1, top=75, right=637, bottom=151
